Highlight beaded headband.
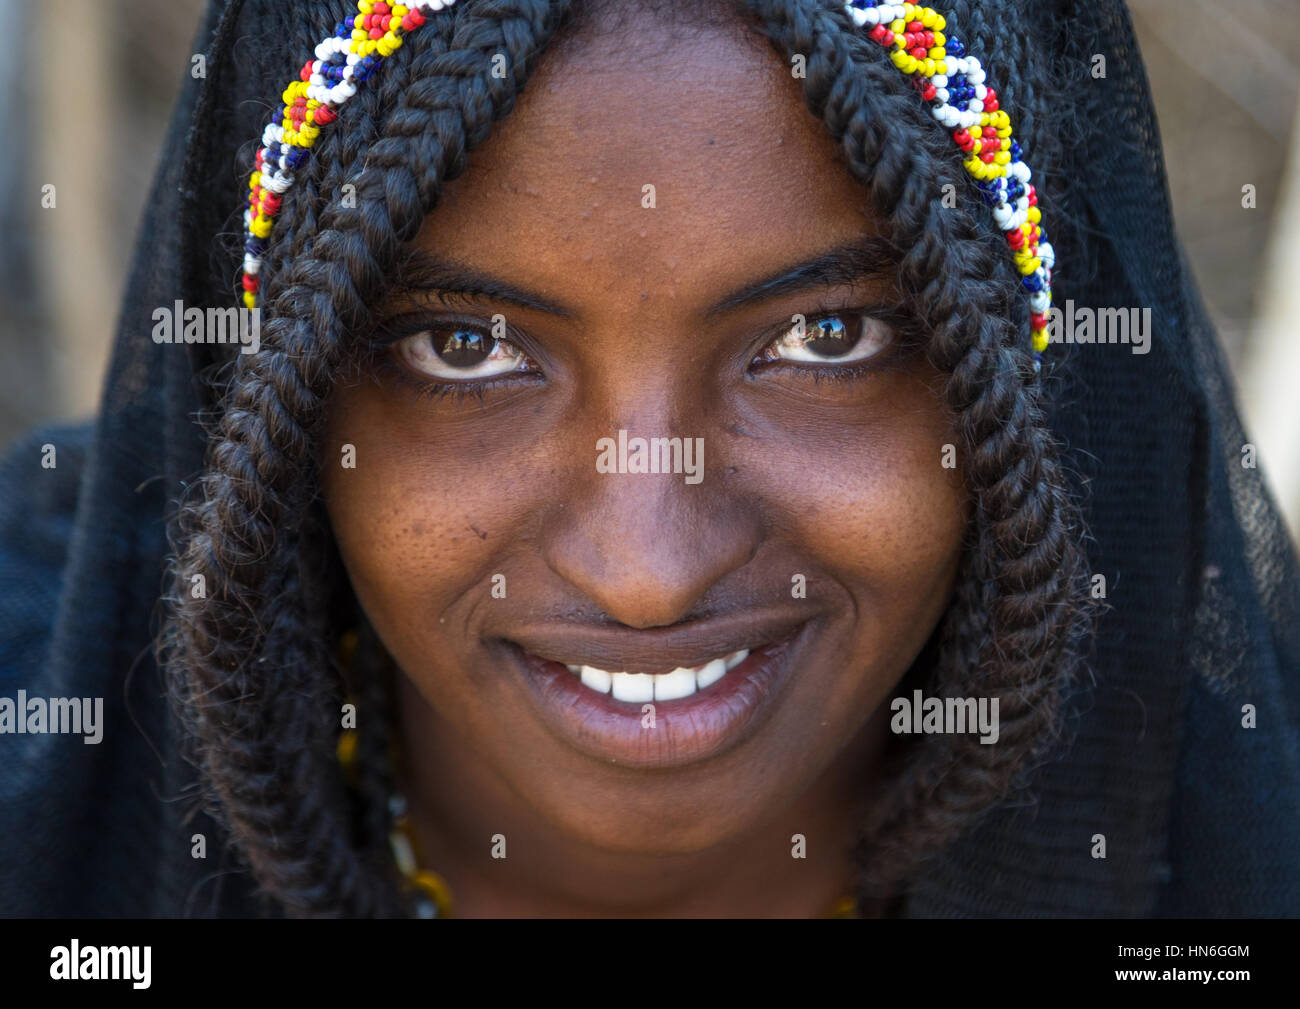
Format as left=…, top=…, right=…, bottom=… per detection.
left=240, top=0, right=1054, bottom=367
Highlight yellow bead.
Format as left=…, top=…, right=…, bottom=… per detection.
left=935, top=14, right=946, bottom=30
left=922, top=58, right=935, bottom=75
left=903, top=3, right=915, bottom=18
left=890, top=18, right=905, bottom=33
left=243, top=290, right=257, bottom=311
left=1032, top=330, right=1049, bottom=353
left=394, top=4, right=408, bottom=14
left=1028, top=206, right=1042, bottom=224
left=251, top=216, right=272, bottom=238
left=994, top=152, right=1010, bottom=165
left=359, top=0, right=372, bottom=12
left=1020, top=256, right=1041, bottom=275
left=891, top=49, right=910, bottom=69
left=249, top=171, right=261, bottom=189
left=921, top=9, right=937, bottom=27
left=935, top=60, right=947, bottom=75
left=932, top=31, right=945, bottom=46
left=928, top=48, right=943, bottom=60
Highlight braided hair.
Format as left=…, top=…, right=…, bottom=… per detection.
left=161, top=0, right=1094, bottom=916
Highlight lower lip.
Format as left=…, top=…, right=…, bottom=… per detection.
left=504, top=627, right=807, bottom=769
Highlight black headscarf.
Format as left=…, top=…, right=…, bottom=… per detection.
left=1, top=0, right=1297, bottom=916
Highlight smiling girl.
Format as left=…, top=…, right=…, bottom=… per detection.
left=2, top=0, right=1297, bottom=919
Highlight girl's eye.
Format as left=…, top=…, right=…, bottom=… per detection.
left=757, top=312, right=896, bottom=366
left=393, top=326, right=533, bottom=381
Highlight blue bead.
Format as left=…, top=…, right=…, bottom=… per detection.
left=1010, top=141, right=1023, bottom=160
left=948, top=38, right=966, bottom=57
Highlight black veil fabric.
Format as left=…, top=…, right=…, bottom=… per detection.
left=1, top=0, right=1296, bottom=916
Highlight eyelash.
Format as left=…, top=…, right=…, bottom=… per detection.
left=369, top=299, right=917, bottom=403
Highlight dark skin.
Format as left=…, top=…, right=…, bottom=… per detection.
left=321, top=5, right=967, bottom=916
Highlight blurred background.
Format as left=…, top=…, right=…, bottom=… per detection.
left=2, top=0, right=1298, bottom=538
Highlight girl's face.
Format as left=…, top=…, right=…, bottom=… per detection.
left=323, top=8, right=966, bottom=865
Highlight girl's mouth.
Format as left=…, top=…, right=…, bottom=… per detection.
left=498, top=617, right=811, bottom=769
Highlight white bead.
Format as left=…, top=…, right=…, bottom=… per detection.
left=1039, top=242, right=1055, bottom=268
left=342, top=63, right=357, bottom=81
left=974, top=84, right=987, bottom=100
left=1017, top=196, right=1029, bottom=212
left=993, top=204, right=1013, bottom=226
left=244, top=254, right=261, bottom=274
left=967, top=99, right=984, bottom=113
left=932, top=74, right=947, bottom=87
left=850, top=7, right=870, bottom=26
left=934, top=88, right=949, bottom=102
left=315, top=41, right=331, bottom=61
left=310, top=74, right=324, bottom=87
left=969, top=67, right=986, bottom=84
left=1030, top=291, right=1050, bottom=312
left=346, top=53, right=360, bottom=65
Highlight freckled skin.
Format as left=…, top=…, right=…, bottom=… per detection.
left=321, top=7, right=967, bottom=916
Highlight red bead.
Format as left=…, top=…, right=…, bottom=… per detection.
left=242, top=274, right=259, bottom=292
left=1027, top=185, right=1037, bottom=206
left=908, top=19, right=923, bottom=31
left=909, top=46, right=926, bottom=59
left=980, top=150, right=996, bottom=163
left=374, top=1, right=390, bottom=13
left=300, top=60, right=313, bottom=82
left=405, top=8, right=425, bottom=27
left=369, top=26, right=384, bottom=39
left=1007, top=230, right=1024, bottom=249
left=1031, top=312, right=1048, bottom=329
left=313, top=104, right=336, bottom=125
left=921, top=83, right=937, bottom=101
left=983, top=126, right=997, bottom=139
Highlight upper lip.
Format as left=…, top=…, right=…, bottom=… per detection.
left=501, top=609, right=811, bottom=676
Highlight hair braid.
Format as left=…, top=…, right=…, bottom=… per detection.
left=739, top=0, right=1092, bottom=898
left=164, top=0, right=576, bottom=917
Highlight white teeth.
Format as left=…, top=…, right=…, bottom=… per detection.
left=579, top=665, right=611, bottom=693
left=563, top=648, right=752, bottom=701
left=695, top=657, right=728, bottom=690
left=653, top=667, right=696, bottom=701
left=610, top=672, right=654, bottom=703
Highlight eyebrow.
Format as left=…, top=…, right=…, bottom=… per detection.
left=704, top=236, right=898, bottom=319
left=394, top=248, right=577, bottom=318
left=391, top=236, right=898, bottom=320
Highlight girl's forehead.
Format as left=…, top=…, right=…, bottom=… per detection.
left=408, top=7, right=878, bottom=317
